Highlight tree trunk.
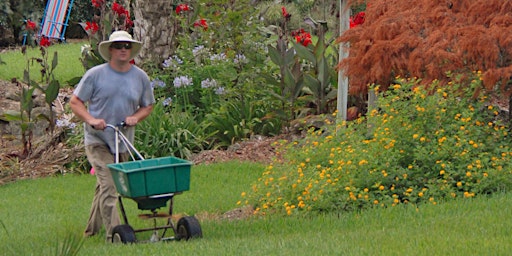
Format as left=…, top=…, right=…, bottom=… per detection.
left=132, top=0, right=176, bottom=65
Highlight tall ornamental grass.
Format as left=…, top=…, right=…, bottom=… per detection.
left=246, top=74, right=512, bottom=215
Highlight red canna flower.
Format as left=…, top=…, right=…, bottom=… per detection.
left=176, top=4, right=190, bottom=14
left=91, top=0, right=105, bottom=8
left=298, top=33, right=312, bottom=47
left=26, top=20, right=37, bottom=31
left=85, top=21, right=99, bottom=34
left=291, top=29, right=312, bottom=47
left=193, top=18, right=208, bottom=31
left=350, top=11, right=365, bottom=28
left=40, top=37, right=51, bottom=47
left=281, top=6, right=291, bottom=20
left=112, top=2, right=126, bottom=16
left=125, top=15, right=134, bottom=28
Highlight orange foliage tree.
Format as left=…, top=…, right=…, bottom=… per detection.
left=338, top=0, right=512, bottom=106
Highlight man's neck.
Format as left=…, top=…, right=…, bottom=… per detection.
left=109, top=60, right=132, bottom=72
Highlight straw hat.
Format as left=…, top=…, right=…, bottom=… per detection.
left=98, top=31, right=142, bottom=61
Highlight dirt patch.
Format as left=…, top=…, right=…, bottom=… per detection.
left=189, top=135, right=292, bottom=165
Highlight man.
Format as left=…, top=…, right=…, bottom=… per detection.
left=70, top=30, right=155, bottom=240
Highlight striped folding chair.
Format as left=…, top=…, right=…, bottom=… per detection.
left=39, top=0, right=75, bottom=42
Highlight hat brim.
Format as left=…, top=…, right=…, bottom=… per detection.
left=98, top=38, right=142, bottom=62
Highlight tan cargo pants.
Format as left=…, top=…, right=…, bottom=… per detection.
left=83, top=144, right=129, bottom=239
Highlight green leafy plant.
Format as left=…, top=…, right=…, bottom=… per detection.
left=135, top=99, right=214, bottom=159
left=266, top=6, right=338, bottom=126
left=294, top=23, right=338, bottom=115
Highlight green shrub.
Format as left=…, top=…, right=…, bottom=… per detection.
left=246, top=74, right=512, bottom=215
left=204, top=99, right=283, bottom=148
left=134, top=99, right=214, bottom=159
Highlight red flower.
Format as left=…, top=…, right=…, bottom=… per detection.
left=291, top=29, right=312, bottom=47
left=281, top=6, right=292, bottom=21
left=92, top=0, right=105, bottom=8
left=281, top=6, right=291, bottom=20
left=176, top=4, right=190, bottom=14
left=350, top=12, right=365, bottom=28
left=26, top=20, right=37, bottom=31
left=125, top=16, right=134, bottom=28
left=85, top=21, right=99, bottom=34
left=193, top=18, right=208, bottom=31
left=40, top=37, right=51, bottom=47
left=112, top=2, right=126, bottom=16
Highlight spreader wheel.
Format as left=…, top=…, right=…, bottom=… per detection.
left=176, top=216, right=202, bottom=241
left=111, top=224, right=136, bottom=244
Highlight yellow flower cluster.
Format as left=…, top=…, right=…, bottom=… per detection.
left=246, top=76, right=512, bottom=216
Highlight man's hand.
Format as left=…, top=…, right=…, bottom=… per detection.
left=89, top=118, right=107, bottom=130
left=124, top=116, right=139, bottom=126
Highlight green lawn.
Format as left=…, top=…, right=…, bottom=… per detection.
left=0, top=41, right=86, bottom=86
left=1, top=161, right=511, bottom=255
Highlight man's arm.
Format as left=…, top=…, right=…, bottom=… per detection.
left=69, top=94, right=107, bottom=130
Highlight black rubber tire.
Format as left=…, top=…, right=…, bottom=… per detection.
left=176, top=216, right=202, bottom=241
left=111, top=224, right=136, bottom=244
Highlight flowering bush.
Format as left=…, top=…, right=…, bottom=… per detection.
left=244, top=74, right=512, bottom=215
left=140, top=1, right=283, bottom=148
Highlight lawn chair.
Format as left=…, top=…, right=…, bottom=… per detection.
left=39, top=0, right=75, bottom=42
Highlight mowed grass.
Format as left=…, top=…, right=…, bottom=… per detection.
left=1, top=161, right=511, bottom=255
left=0, top=41, right=86, bottom=86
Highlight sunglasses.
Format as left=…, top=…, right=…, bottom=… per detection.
left=110, top=43, right=132, bottom=49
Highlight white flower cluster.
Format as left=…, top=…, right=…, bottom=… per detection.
left=162, top=55, right=183, bottom=69
left=150, top=78, right=166, bottom=89
left=56, top=118, right=77, bottom=129
left=210, top=52, right=227, bottom=62
left=162, top=97, right=173, bottom=106
left=173, top=76, right=193, bottom=88
left=201, top=78, right=218, bottom=88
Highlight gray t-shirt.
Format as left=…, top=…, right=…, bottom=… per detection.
left=74, top=63, right=155, bottom=153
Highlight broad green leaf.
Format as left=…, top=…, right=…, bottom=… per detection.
left=36, top=112, right=50, bottom=122
left=51, top=51, right=58, bottom=71
left=291, top=60, right=301, bottom=80
left=293, top=42, right=316, bottom=64
left=21, top=87, right=36, bottom=114
left=294, top=76, right=305, bottom=98
left=326, top=88, right=338, bottom=100
left=284, top=48, right=296, bottom=66
left=318, top=57, right=330, bottom=88
left=267, top=44, right=282, bottom=66
left=67, top=76, right=82, bottom=87
left=304, top=74, right=320, bottom=96
left=314, top=36, right=326, bottom=63
left=45, top=80, right=60, bottom=104
left=0, top=111, right=23, bottom=122
left=283, top=67, right=296, bottom=92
